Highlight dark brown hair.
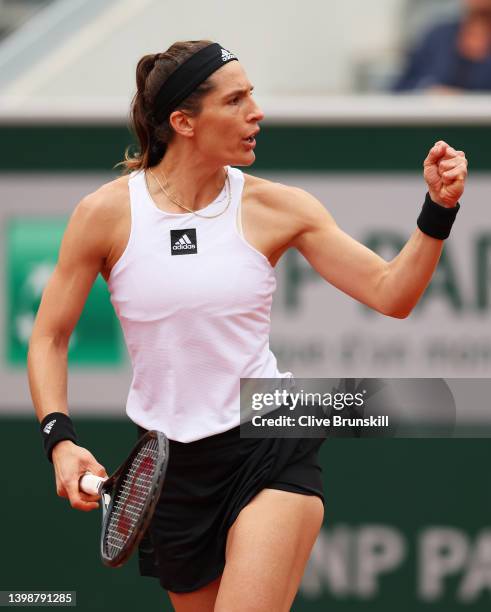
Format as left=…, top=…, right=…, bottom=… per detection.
left=117, top=40, right=216, bottom=174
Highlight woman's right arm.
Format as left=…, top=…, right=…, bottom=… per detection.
left=27, top=190, right=115, bottom=510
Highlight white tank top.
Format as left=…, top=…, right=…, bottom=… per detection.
left=108, top=166, right=291, bottom=442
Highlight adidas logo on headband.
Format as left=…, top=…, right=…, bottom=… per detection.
left=154, top=43, right=238, bottom=123
left=221, top=48, right=236, bottom=62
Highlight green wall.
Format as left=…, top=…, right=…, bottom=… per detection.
left=1, top=123, right=489, bottom=172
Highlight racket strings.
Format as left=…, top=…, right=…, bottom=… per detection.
left=104, top=438, right=160, bottom=559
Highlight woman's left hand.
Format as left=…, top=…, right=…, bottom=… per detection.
left=423, top=140, right=468, bottom=208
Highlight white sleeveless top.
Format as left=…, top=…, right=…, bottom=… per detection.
left=108, top=166, right=291, bottom=442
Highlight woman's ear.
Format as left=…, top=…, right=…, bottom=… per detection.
left=168, top=110, right=195, bottom=139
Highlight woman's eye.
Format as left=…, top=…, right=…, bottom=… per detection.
left=230, top=97, right=240, bottom=105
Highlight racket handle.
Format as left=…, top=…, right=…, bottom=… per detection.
left=79, top=472, right=105, bottom=496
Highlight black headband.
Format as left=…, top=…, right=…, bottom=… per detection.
left=153, top=43, right=238, bottom=123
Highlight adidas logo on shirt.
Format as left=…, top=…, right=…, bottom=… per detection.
left=175, top=234, right=193, bottom=248
left=221, top=48, right=236, bottom=62
left=43, top=419, right=57, bottom=435
left=170, top=229, right=198, bottom=256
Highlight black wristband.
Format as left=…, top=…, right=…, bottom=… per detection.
left=40, top=412, right=78, bottom=463
left=417, top=192, right=460, bottom=240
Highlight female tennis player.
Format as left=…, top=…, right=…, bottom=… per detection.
left=28, top=40, right=467, bottom=611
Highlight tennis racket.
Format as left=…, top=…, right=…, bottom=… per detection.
left=79, top=429, right=169, bottom=568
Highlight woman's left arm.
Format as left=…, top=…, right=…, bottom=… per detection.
left=291, top=140, right=468, bottom=318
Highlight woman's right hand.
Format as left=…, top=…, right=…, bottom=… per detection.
left=51, top=441, right=108, bottom=511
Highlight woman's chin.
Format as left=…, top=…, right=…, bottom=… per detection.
left=229, top=151, right=256, bottom=167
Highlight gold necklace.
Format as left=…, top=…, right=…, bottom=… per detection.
left=148, top=168, right=231, bottom=219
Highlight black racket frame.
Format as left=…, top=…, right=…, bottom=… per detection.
left=99, top=430, right=169, bottom=567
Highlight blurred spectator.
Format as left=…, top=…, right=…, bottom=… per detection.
left=393, top=0, right=491, bottom=92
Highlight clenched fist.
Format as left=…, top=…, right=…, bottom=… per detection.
left=423, top=140, right=468, bottom=208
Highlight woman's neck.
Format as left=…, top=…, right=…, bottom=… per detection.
left=152, top=145, right=227, bottom=212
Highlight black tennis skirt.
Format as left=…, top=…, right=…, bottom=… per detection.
left=136, top=422, right=325, bottom=593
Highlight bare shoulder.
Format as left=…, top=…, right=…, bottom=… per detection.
left=61, top=174, right=130, bottom=274
left=242, top=172, right=332, bottom=232
left=242, top=172, right=308, bottom=206
left=76, top=174, right=130, bottom=222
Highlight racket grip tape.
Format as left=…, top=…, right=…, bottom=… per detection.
left=79, top=472, right=105, bottom=496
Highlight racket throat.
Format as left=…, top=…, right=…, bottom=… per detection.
left=102, top=493, right=111, bottom=511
